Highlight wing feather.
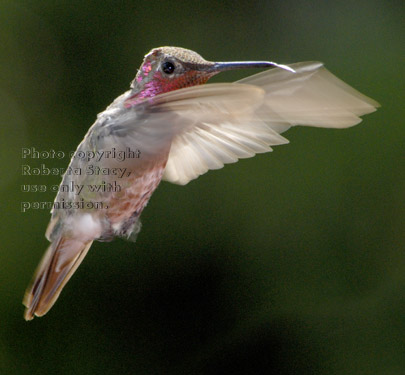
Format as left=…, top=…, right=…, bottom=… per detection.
left=239, top=61, right=379, bottom=129
left=157, top=62, right=379, bottom=184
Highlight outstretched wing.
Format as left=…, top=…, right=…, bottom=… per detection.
left=133, top=62, right=378, bottom=185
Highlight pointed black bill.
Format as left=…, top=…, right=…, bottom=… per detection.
left=210, top=61, right=296, bottom=73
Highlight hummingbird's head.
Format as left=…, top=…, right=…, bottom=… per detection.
left=126, top=46, right=295, bottom=106
left=130, top=47, right=217, bottom=100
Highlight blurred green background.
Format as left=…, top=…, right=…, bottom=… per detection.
left=1, top=0, right=404, bottom=374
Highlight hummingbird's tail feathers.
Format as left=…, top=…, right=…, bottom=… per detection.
left=23, top=236, right=93, bottom=320
left=238, top=61, right=380, bottom=131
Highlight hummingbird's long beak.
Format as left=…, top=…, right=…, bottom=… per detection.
left=210, top=61, right=296, bottom=73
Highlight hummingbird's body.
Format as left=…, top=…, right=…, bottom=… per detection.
left=23, top=47, right=379, bottom=320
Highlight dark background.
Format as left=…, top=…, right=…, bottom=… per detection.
left=1, top=1, right=404, bottom=374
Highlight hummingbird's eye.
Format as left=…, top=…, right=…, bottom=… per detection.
left=162, top=61, right=175, bottom=75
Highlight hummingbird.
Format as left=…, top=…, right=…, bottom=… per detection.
left=23, top=46, right=379, bottom=320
